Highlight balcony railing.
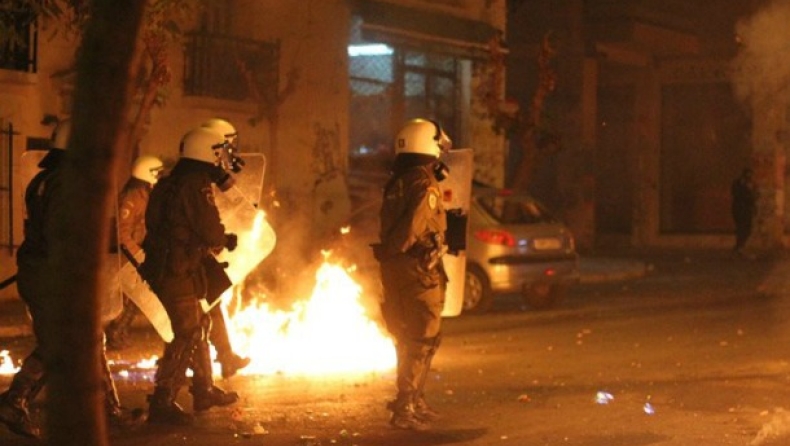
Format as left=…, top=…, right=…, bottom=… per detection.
left=183, top=31, right=279, bottom=103
left=0, top=7, right=37, bottom=73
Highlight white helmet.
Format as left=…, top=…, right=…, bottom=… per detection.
left=51, top=119, right=72, bottom=150
left=131, top=155, right=164, bottom=185
left=202, top=118, right=237, bottom=145
left=394, top=118, right=452, bottom=158
left=201, top=118, right=244, bottom=172
left=179, top=127, right=227, bottom=165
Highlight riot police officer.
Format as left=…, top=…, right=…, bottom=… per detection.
left=373, top=118, right=452, bottom=431
left=105, top=154, right=164, bottom=350
left=140, top=127, right=239, bottom=425
left=0, top=120, right=144, bottom=438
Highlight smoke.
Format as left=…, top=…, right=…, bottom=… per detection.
left=751, top=408, right=790, bottom=445
left=730, top=0, right=790, bottom=114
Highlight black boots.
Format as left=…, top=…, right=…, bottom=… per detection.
left=105, top=299, right=139, bottom=350
left=412, top=394, right=441, bottom=422
left=147, top=384, right=238, bottom=426
left=107, top=405, right=147, bottom=430
left=386, top=394, right=430, bottom=431
left=218, top=353, right=250, bottom=379
left=208, top=306, right=250, bottom=379
left=190, top=385, right=239, bottom=412
left=191, top=333, right=239, bottom=412
left=147, top=386, right=194, bottom=426
left=0, top=354, right=45, bottom=438
left=104, top=370, right=146, bottom=430
left=0, top=390, right=40, bottom=439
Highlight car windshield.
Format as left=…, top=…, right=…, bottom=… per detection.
left=477, top=195, right=558, bottom=224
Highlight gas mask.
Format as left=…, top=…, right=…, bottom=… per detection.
left=216, top=143, right=245, bottom=175
left=211, top=165, right=236, bottom=192
left=433, top=160, right=450, bottom=182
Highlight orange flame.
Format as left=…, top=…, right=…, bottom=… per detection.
left=224, top=256, right=395, bottom=376
left=0, top=350, right=19, bottom=375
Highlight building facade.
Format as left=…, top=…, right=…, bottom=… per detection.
left=0, top=0, right=507, bottom=296
left=508, top=0, right=786, bottom=251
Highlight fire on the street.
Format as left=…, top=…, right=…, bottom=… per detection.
left=213, top=201, right=396, bottom=377
left=0, top=350, right=19, bottom=375
left=224, top=255, right=396, bottom=376
left=1, top=204, right=396, bottom=379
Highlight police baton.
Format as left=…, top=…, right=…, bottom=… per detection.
left=120, top=245, right=141, bottom=269
left=0, top=274, right=17, bottom=290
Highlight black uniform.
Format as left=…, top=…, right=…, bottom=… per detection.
left=140, top=158, right=238, bottom=424
left=0, top=150, right=142, bottom=438
left=731, top=168, right=757, bottom=253
left=375, top=154, right=447, bottom=430
left=0, top=151, right=64, bottom=438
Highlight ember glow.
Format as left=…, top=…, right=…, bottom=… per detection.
left=4, top=196, right=397, bottom=380
left=224, top=255, right=396, bottom=376
left=213, top=193, right=396, bottom=376
left=0, top=350, right=19, bottom=375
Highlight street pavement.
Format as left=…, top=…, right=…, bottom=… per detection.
left=0, top=253, right=648, bottom=339
left=0, top=250, right=668, bottom=445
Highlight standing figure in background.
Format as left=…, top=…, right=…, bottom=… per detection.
left=140, top=127, right=240, bottom=425
left=731, top=167, right=757, bottom=255
left=105, top=155, right=164, bottom=350
left=373, top=119, right=452, bottom=431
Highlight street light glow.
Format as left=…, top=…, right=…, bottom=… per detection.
left=348, top=44, right=394, bottom=57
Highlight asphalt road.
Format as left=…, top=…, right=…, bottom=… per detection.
left=2, top=249, right=790, bottom=445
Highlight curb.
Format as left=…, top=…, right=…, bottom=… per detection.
left=578, top=257, right=647, bottom=284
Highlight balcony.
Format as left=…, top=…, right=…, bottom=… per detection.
left=586, top=0, right=701, bottom=62
left=183, top=31, right=279, bottom=103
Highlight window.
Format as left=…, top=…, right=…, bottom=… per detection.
left=183, top=32, right=279, bottom=103
left=348, top=19, right=460, bottom=165
left=0, top=5, right=37, bottom=73
left=183, top=2, right=278, bottom=103
left=478, top=195, right=557, bottom=225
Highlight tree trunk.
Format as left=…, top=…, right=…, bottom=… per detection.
left=43, top=1, right=146, bottom=445
left=508, top=33, right=556, bottom=191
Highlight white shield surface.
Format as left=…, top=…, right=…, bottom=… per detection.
left=101, top=253, right=124, bottom=325
left=210, top=154, right=277, bottom=310
left=119, top=256, right=174, bottom=342
left=120, top=153, right=276, bottom=338
left=439, top=148, right=474, bottom=317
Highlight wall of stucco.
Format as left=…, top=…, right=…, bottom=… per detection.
left=0, top=0, right=508, bottom=296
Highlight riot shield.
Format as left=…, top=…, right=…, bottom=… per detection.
left=439, top=148, right=474, bottom=317
left=119, top=153, right=275, bottom=340
left=118, top=255, right=174, bottom=342
left=206, top=153, right=276, bottom=312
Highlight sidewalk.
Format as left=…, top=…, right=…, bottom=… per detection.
left=577, top=254, right=647, bottom=284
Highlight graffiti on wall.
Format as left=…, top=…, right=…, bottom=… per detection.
left=311, top=121, right=343, bottom=179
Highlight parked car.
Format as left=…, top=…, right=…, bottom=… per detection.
left=463, top=187, right=579, bottom=314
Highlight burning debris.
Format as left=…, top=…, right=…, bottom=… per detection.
left=2, top=176, right=396, bottom=382
left=0, top=350, right=19, bottom=375
left=224, top=255, right=395, bottom=376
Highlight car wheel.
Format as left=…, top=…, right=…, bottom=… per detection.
left=464, top=265, right=494, bottom=314
left=522, top=283, right=566, bottom=310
